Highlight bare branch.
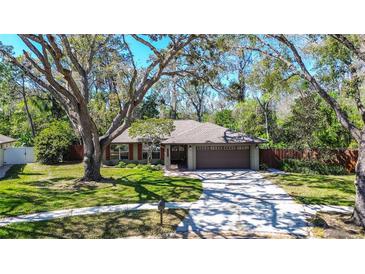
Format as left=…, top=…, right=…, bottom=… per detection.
left=131, top=34, right=162, bottom=58
left=60, top=34, right=86, bottom=77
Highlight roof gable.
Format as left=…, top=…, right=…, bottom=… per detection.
left=0, top=134, right=16, bottom=145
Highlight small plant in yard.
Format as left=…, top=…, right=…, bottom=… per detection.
left=140, top=164, right=163, bottom=171
left=129, top=118, right=175, bottom=164
left=34, top=121, right=75, bottom=164
left=260, top=163, right=269, bottom=171
left=126, top=163, right=137, bottom=168
left=116, top=161, right=127, bottom=168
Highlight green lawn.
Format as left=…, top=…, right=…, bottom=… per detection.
left=0, top=209, right=188, bottom=239
left=0, top=163, right=202, bottom=218
left=266, top=173, right=356, bottom=206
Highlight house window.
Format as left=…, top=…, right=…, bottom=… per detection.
left=172, top=145, right=185, bottom=152
left=110, top=144, right=129, bottom=160
left=142, top=144, right=160, bottom=160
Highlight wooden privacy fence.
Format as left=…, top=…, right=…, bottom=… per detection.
left=64, top=144, right=111, bottom=162
left=64, top=144, right=84, bottom=161
left=259, top=148, right=358, bottom=172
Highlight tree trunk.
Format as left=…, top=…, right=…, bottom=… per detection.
left=264, top=111, right=269, bottom=140
left=78, top=110, right=104, bottom=182
left=147, top=144, right=154, bottom=164
left=352, top=132, right=365, bottom=227
left=82, top=139, right=103, bottom=181
left=197, top=112, right=202, bottom=122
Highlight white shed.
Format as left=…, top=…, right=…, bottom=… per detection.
left=0, top=134, right=16, bottom=167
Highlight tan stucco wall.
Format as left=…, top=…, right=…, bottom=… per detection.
left=164, top=144, right=171, bottom=169
left=250, top=144, right=260, bottom=170
left=187, top=144, right=196, bottom=170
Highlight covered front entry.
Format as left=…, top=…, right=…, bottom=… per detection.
left=196, top=145, right=250, bottom=169
left=171, top=145, right=187, bottom=168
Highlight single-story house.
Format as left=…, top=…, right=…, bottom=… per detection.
left=106, top=120, right=266, bottom=170
left=0, top=134, right=16, bottom=167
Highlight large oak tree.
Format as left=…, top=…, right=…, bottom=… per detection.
left=0, top=34, right=198, bottom=181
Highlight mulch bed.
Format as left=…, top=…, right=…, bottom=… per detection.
left=309, top=211, right=365, bottom=239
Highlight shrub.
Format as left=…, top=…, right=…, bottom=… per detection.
left=153, top=164, right=163, bottom=171
left=139, top=164, right=163, bottom=171
left=155, top=159, right=164, bottom=165
left=126, top=163, right=137, bottom=168
left=116, top=161, right=127, bottom=168
left=34, top=121, right=75, bottom=164
left=139, top=164, right=152, bottom=170
left=282, top=159, right=349, bottom=175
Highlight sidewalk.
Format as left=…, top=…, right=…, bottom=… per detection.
left=0, top=202, right=192, bottom=227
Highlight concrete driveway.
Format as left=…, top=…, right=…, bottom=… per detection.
left=175, top=170, right=311, bottom=236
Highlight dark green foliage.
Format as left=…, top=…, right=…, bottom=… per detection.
left=34, top=121, right=75, bottom=164
left=282, top=159, right=349, bottom=175
left=280, top=92, right=353, bottom=149
left=214, top=109, right=236, bottom=129
left=137, top=92, right=160, bottom=118
left=155, top=159, right=164, bottom=165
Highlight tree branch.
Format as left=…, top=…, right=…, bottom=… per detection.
left=273, top=34, right=361, bottom=142
left=131, top=35, right=162, bottom=58
left=330, top=34, right=365, bottom=63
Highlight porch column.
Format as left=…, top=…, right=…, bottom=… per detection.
left=133, top=144, right=138, bottom=161
left=250, top=144, right=259, bottom=170
left=164, top=144, right=171, bottom=169
left=187, top=144, right=196, bottom=170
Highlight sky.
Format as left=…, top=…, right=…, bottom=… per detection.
left=0, top=34, right=169, bottom=67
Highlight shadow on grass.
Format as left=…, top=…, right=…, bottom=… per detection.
left=0, top=209, right=189, bottom=239
left=0, top=167, right=202, bottom=218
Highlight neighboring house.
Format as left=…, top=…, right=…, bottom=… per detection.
left=107, top=120, right=266, bottom=170
left=0, top=134, right=16, bottom=167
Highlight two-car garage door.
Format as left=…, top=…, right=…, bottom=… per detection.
left=196, top=145, right=250, bottom=169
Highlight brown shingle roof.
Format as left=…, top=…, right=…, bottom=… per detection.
left=111, top=120, right=267, bottom=144
left=162, top=122, right=266, bottom=144
left=0, top=134, right=16, bottom=145
left=112, top=120, right=202, bottom=143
